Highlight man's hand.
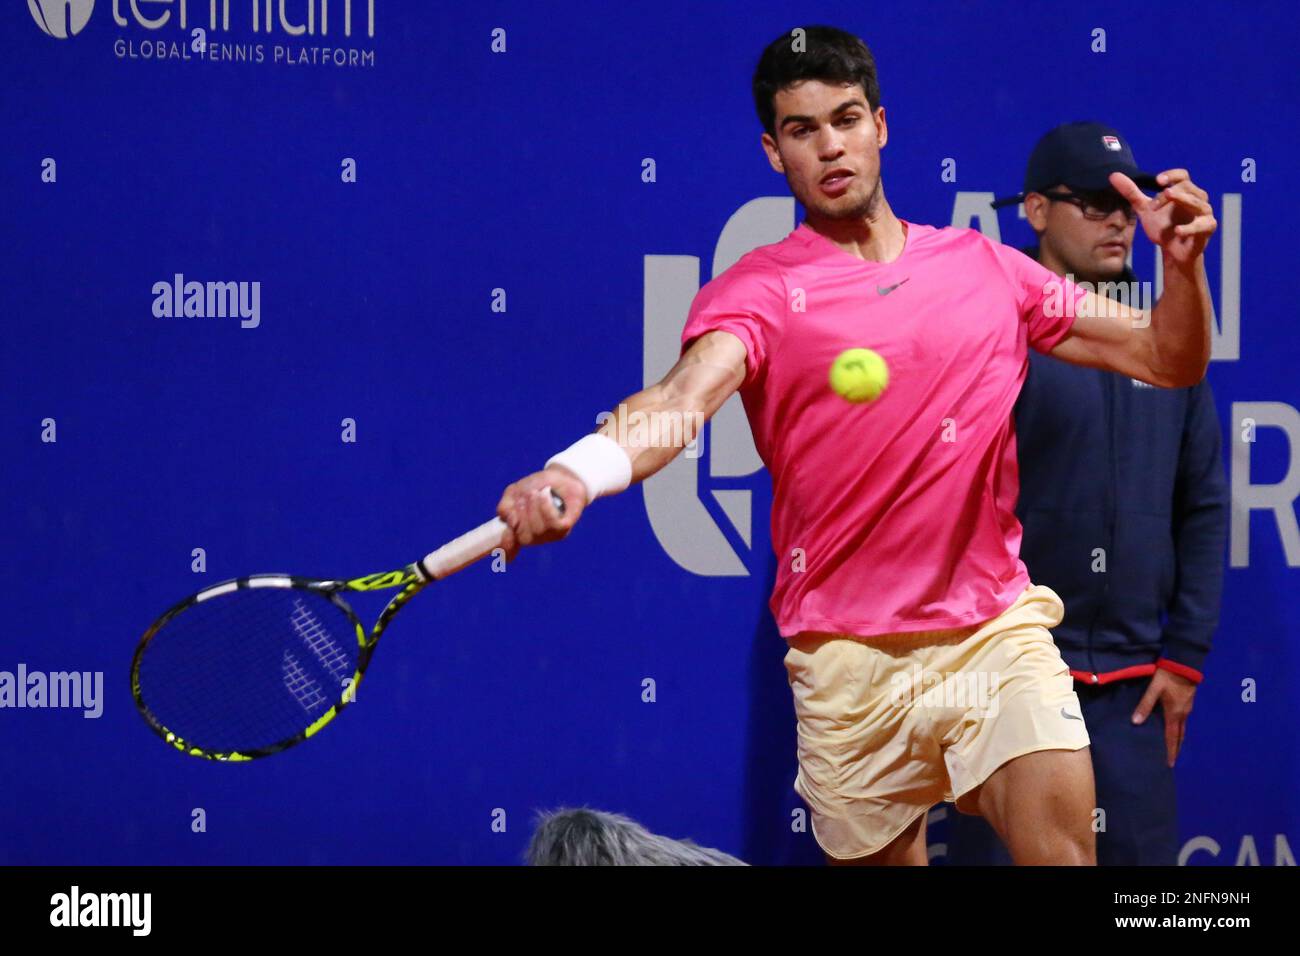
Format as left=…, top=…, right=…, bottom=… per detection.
left=1131, top=668, right=1198, bottom=767
left=1051, top=170, right=1215, bottom=387
left=1110, top=169, right=1217, bottom=268
left=496, top=466, right=588, bottom=562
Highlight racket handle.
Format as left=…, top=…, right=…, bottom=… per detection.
left=418, top=488, right=566, bottom=581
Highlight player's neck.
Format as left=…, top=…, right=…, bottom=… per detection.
left=804, top=203, right=906, bottom=264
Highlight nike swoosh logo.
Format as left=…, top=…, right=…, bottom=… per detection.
left=877, top=278, right=910, bottom=296
left=1061, top=708, right=1083, bottom=721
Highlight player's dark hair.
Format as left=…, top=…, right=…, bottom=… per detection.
left=752, top=26, right=882, bottom=139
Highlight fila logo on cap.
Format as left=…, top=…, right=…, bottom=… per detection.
left=1102, top=135, right=1122, bottom=151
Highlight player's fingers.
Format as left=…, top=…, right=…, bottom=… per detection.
left=497, top=491, right=524, bottom=546
left=1108, top=171, right=1149, bottom=206
left=1174, top=214, right=1217, bottom=237
left=1164, top=182, right=1213, bottom=214
left=496, top=483, right=519, bottom=523
left=510, top=499, right=533, bottom=543
left=1170, top=717, right=1190, bottom=770
left=1131, top=682, right=1161, bottom=725
left=1149, top=183, right=1196, bottom=214
left=1155, top=168, right=1190, bottom=186
left=1165, top=713, right=1185, bottom=767
left=1176, top=178, right=1208, bottom=203
left=501, top=494, right=533, bottom=546
left=523, top=489, right=551, bottom=540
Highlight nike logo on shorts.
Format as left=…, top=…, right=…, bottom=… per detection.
left=1061, top=707, right=1083, bottom=721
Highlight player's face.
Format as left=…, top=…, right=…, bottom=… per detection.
left=761, top=80, right=886, bottom=222
left=1032, top=188, right=1136, bottom=281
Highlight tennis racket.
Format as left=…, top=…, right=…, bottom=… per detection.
left=131, top=490, right=564, bottom=762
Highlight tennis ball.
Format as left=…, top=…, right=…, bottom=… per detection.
left=829, top=348, right=889, bottom=403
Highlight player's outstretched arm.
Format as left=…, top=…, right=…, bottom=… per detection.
left=496, top=330, right=748, bottom=558
left=1048, top=168, right=1216, bottom=389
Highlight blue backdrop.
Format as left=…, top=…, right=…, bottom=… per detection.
left=2, top=0, right=1295, bottom=865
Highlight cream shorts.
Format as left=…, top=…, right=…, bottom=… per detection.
left=784, top=584, right=1090, bottom=861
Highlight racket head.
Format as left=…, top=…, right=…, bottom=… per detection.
left=131, top=573, right=415, bottom=761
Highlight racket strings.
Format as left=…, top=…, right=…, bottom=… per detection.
left=136, top=587, right=363, bottom=755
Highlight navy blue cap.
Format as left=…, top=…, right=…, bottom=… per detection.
left=991, top=121, right=1160, bottom=209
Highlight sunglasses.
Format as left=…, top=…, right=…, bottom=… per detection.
left=1040, top=189, right=1137, bottom=222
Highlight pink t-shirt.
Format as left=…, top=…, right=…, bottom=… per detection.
left=680, top=220, right=1082, bottom=638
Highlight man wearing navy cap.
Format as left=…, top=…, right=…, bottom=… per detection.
left=946, top=122, right=1229, bottom=865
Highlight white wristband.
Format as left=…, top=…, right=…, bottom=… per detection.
left=546, top=433, right=632, bottom=505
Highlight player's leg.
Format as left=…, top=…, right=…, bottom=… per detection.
left=825, top=811, right=927, bottom=865
left=968, top=747, right=1096, bottom=865
left=941, top=584, right=1094, bottom=864
left=785, top=633, right=950, bottom=866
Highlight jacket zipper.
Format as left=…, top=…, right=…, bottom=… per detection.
left=1083, top=371, right=1116, bottom=683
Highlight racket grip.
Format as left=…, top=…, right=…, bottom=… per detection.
left=418, top=489, right=566, bottom=580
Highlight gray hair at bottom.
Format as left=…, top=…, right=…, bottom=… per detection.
left=525, top=807, right=748, bottom=866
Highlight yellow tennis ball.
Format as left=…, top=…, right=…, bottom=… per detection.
left=829, top=348, right=889, bottom=403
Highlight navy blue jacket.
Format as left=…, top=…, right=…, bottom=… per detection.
left=1014, top=251, right=1229, bottom=683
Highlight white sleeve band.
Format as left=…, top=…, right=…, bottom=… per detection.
left=546, top=433, right=633, bottom=505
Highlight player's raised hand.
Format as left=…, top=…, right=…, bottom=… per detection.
left=1110, top=169, right=1216, bottom=267
left=496, top=466, right=587, bottom=560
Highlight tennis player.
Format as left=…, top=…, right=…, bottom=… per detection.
left=496, top=26, right=1217, bottom=865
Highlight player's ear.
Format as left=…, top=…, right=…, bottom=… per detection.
left=760, top=131, right=784, bottom=174
left=1024, top=193, right=1049, bottom=232
left=874, top=106, right=888, bottom=149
